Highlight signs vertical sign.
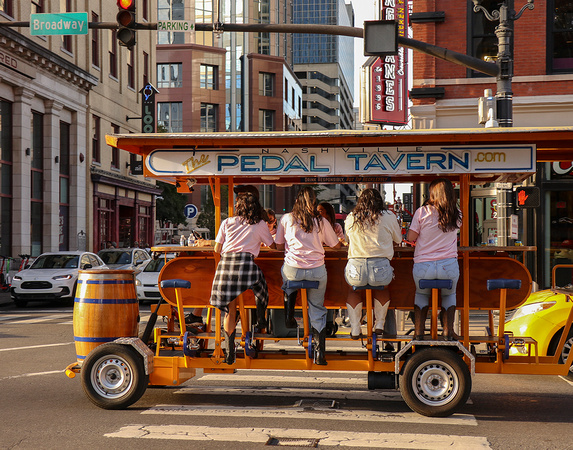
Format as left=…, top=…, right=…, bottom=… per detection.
left=370, top=0, right=408, bottom=125
left=141, top=83, right=159, bottom=133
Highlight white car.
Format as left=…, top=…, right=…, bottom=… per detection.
left=97, top=248, right=151, bottom=270
left=10, top=251, right=107, bottom=307
left=135, top=254, right=175, bottom=304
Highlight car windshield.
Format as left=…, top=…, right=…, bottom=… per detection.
left=144, top=258, right=171, bottom=272
left=99, top=251, right=131, bottom=265
left=31, top=254, right=79, bottom=269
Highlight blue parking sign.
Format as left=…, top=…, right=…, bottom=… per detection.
left=184, top=204, right=198, bottom=219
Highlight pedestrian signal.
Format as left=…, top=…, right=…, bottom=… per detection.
left=514, top=186, right=540, bottom=208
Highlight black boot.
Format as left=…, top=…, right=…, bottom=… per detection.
left=414, top=306, right=429, bottom=340
left=224, top=330, right=236, bottom=365
left=254, top=299, right=268, bottom=333
left=284, top=292, right=298, bottom=328
left=442, top=306, right=460, bottom=341
left=313, top=327, right=327, bottom=365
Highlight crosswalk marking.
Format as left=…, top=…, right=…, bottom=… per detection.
left=175, top=385, right=405, bottom=401
left=144, top=404, right=478, bottom=426
left=106, top=425, right=491, bottom=449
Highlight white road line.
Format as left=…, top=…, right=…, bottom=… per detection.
left=175, top=385, right=404, bottom=401
left=10, top=314, right=70, bottom=324
left=559, top=375, right=573, bottom=386
left=143, top=404, right=478, bottom=426
left=0, top=370, right=63, bottom=381
left=106, top=425, right=490, bottom=448
left=0, top=342, right=73, bottom=352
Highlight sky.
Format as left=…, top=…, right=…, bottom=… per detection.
left=352, top=1, right=378, bottom=107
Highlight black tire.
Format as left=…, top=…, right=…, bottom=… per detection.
left=559, top=331, right=573, bottom=374
left=81, top=343, right=149, bottom=410
left=13, top=298, right=27, bottom=308
left=400, top=347, right=471, bottom=417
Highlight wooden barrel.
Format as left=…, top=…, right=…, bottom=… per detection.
left=73, top=269, right=139, bottom=362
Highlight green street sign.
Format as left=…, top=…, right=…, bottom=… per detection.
left=30, top=12, right=89, bottom=36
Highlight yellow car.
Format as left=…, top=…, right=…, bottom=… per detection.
left=505, top=288, right=573, bottom=373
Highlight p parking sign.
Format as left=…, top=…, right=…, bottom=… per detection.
left=184, top=204, right=198, bottom=219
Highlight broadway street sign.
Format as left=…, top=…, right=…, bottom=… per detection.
left=30, top=12, right=88, bottom=36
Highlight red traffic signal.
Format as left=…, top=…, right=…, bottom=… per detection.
left=116, top=0, right=136, bottom=48
left=117, top=0, right=135, bottom=10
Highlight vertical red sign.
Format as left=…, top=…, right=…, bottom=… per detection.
left=370, top=0, right=408, bottom=125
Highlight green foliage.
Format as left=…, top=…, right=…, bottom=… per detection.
left=196, top=186, right=229, bottom=237
left=156, top=181, right=187, bottom=226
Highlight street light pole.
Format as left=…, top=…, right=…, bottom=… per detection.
left=473, top=0, right=534, bottom=127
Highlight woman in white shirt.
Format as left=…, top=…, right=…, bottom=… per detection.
left=344, top=189, right=402, bottom=339
left=274, top=187, right=341, bottom=365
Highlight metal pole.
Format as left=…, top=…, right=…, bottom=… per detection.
left=495, top=1, right=514, bottom=127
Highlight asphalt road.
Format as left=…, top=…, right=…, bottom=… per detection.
left=1, top=302, right=573, bottom=449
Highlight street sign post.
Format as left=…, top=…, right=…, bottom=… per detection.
left=30, top=13, right=88, bottom=36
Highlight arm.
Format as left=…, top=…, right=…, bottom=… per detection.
left=213, top=242, right=222, bottom=254
left=407, top=229, right=419, bottom=243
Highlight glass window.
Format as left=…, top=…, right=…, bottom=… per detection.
left=201, top=104, right=218, bottom=132
left=109, top=30, right=118, bottom=78
left=92, top=115, right=101, bottom=163
left=127, top=49, right=135, bottom=89
left=1, top=0, right=14, bottom=16
left=59, top=122, right=70, bottom=251
left=259, top=109, right=274, bottom=131
left=468, top=0, right=500, bottom=77
left=0, top=100, right=12, bottom=256
left=200, top=64, right=218, bottom=89
left=259, top=72, right=274, bottom=96
left=157, top=102, right=183, bottom=132
left=31, top=113, right=43, bottom=256
left=157, top=63, right=182, bottom=88
left=62, top=0, right=72, bottom=52
left=91, top=12, right=100, bottom=68
left=111, top=124, right=120, bottom=169
left=549, top=0, right=573, bottom=73
left=158, top=0, right=185, bottom=44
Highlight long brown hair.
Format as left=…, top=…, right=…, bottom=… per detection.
left=350, top=188, right=387, bottom=231
left=291, top=186, right=321, bottom=233
left=428, top=178, right=460, bottom=232
left=234, top=193, right=263, bottom=225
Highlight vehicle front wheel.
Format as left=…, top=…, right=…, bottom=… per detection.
left=400, top=347, right=471, bottom=417
left=81, top=343, right=148, bottom=409
left=559, top=331, right=573, bottom=374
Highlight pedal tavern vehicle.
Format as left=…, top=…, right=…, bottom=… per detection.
left=65, top=127, right=573, bottom=417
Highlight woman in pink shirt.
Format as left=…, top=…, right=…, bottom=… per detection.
left=275, top=187, right=341, bottom=365
left=210, top=192, right=276, bottom=364
left=407, top=178, right=461, bottom=340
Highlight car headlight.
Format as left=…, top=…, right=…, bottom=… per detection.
left=52, top=274, right=73, bottom=281
left=508, top=301, right=556, bottom=322
left=135, top=279, right=142, bottom=286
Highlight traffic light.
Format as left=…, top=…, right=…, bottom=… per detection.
left=116, top=0, right=136, bottom=48
left=514, top=186, right=540, bottom=208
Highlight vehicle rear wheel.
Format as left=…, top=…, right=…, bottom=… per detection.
left=400, top=347, right=471, bottom=417
left=81, top=343, right=148, bottom=409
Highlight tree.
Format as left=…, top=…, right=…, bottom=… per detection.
left=156, top=181, right=187, bottom=226
left=196, top=186, right=229, bottom=238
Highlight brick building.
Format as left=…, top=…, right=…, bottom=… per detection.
left=410, top=0, right=573, bottom=287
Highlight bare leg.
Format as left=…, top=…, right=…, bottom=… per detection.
left=224, top=299, right=237, bottom=335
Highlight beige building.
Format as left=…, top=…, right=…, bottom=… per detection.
left=0, top=0, right=157, bottom=257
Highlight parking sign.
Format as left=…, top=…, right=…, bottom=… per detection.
left=184, top=204, right=198, bottom=219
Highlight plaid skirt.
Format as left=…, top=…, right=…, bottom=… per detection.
left=209, top=252, right=268, bottom=312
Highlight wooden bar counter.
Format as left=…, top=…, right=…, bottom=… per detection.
left=153, top=245, right=534, bottom=312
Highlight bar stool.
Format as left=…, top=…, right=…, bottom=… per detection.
left=487, top=278, right=521, bottom=360
left=418, top=279, right=453, bottom=340
left=159, top=279, right=198, bottom=358
left=283, top=280, right=320, bottom=366
left=352, top=284, right=383, bottom=366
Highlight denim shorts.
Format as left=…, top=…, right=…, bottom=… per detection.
left=344, top=257, right=394, bottom=287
